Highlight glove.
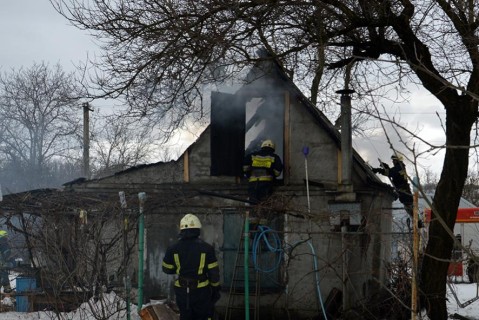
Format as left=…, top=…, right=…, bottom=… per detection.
left=211, top=286, right=221, bottom=304
left=372, top=168, right=380, bottom=173
left=380, top=162, right=390, bottom=170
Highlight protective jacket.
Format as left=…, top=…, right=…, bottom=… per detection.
left=162, top=231, right=220, bottom=288
left=243, top=147, right=283, bottom=183
left=243, top=147, right=283, bottom=204
left=373, top=161, right=413, bottom=215
left=162, top=229, right=220, bottom=320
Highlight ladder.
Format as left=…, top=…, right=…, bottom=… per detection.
left=225, top=211, right=261, bottom=320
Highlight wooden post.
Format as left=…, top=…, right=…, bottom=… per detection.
left=412, top=177, right=419, bottom=319
left=244, top=210, right=250, bottom=320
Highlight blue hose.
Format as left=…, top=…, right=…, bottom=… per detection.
left=252, top=226, right=328, bottom=319
left=252, top=225, right=283, bottom=273
left=307, top=240, right=328, bottom=320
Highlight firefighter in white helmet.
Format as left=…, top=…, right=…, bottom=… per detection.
left=243, top=139, right=283, bottom=204
left=162, top=214, right=220, bottom=320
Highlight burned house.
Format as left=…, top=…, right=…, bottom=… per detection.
left=1, top=55, right=396, bottom=318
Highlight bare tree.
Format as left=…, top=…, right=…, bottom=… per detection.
left=462, top=171, right=479, bottom=206
left=1, top=191, right=138, bottom=318
left=89, top=114, right=161, bottom=178
left=51, top=1, right=479, bottom=319
left=0, top=62, right=83, bottom=192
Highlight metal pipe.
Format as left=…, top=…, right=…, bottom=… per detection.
left=138, top=192, right=146, bottom=311
left=341, top=225, right=349, bottom=312
left=303, top=147, right=311, bottom=214
left=336, top=89, right=355, bottom=192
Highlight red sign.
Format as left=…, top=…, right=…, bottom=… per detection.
left=424, top=207, right=479, bottom=223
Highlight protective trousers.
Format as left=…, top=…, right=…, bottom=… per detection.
left=248, top=180, right=273, bottom=204
left=174, top=286, right=212, bottom=320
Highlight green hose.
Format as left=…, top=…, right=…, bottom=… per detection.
left=244, top=212, right=250, bottom=320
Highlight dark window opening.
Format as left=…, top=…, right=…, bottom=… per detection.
left=210, top=92, right=245, bottom=176
left=210, top=91, right=285, bottom=178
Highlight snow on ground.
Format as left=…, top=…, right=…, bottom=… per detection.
left=0, top=291, right=142, bottom=320
left=445, top=282, right=479, bottom=320
left=0, top=283, right=477, bottom=319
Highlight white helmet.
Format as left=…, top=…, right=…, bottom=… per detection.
left=180, top=214, right=202, bottom=230
left=261, top=139, right=275, bottom=150
left=391, top=154, right=404, bottom=161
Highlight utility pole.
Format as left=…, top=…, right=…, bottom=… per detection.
left=119, top=191, right=131, bottom=320
left=137, top=192, right=146, bottom=311
left=83, top=103, right=93, bottom=179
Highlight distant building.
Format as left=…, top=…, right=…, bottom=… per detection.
left=392, top=193, right=479, bottom=281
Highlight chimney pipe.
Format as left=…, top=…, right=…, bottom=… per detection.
left=336, top=89, right=355, bottom=193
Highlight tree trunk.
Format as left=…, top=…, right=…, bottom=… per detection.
left=420, top=103, right=473, bottom=320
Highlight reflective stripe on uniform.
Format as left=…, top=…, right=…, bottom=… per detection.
left=198, top=253, right=206, bottom=275
left=162, top=261, right=175, bottom=270
left=174, top=279, right=210, bottom=288
left=251, top=155, right=274, bottom=168
left=248, top=176, right=273, bottom=182
left=208, top=261, right=218, bottom=269
left=174, top=253, right=181, bottom=274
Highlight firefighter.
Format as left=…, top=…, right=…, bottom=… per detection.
left=372, top=154, right=414, bottom=217
left=162, top=214, right=221, bottom=320
left=0, top=230, right=8, bottom=286
left=243, top=139, right=283, bottom=204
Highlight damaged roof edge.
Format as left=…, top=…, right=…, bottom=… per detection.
left=65, top=49, right=390, bottom=193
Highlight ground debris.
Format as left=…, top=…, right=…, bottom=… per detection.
left=139, top=303, right=179, bottom=320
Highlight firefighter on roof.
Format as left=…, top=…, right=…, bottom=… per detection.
left=243, top=139, right=283, bottom=204
left=162, top=214, right=221, bottom=320
left=372, top=154, right=414, bottom=217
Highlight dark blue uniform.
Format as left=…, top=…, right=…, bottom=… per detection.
left=162, top=229, right=220, bottom=320
left=373, top=159, right=413, bottom=216
left=243, top=147, right=283, bottom=204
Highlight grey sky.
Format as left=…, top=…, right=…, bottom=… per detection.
left=0, top=0, right=94, bottom=71
left=354, top=88, right=447, bottom=177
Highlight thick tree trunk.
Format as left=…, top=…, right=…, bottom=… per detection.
left=420, top=105, right=473, bottom=320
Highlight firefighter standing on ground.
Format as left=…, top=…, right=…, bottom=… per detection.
left=372, top=154, right=414, bottom=216
left=243, top=139, right=283, bottom=204
left=162, top=214, right=221, bottom=320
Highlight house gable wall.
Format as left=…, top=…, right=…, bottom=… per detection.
left=60, top=59, right=394, bottom=319
left=287, top=93, right=340, bottom=187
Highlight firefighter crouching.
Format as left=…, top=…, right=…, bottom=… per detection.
left=372, top=154, right=414, bottom=217
left=243, top=139, right=283, bottom=204
left=162, top=214, right=221, bottom=320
